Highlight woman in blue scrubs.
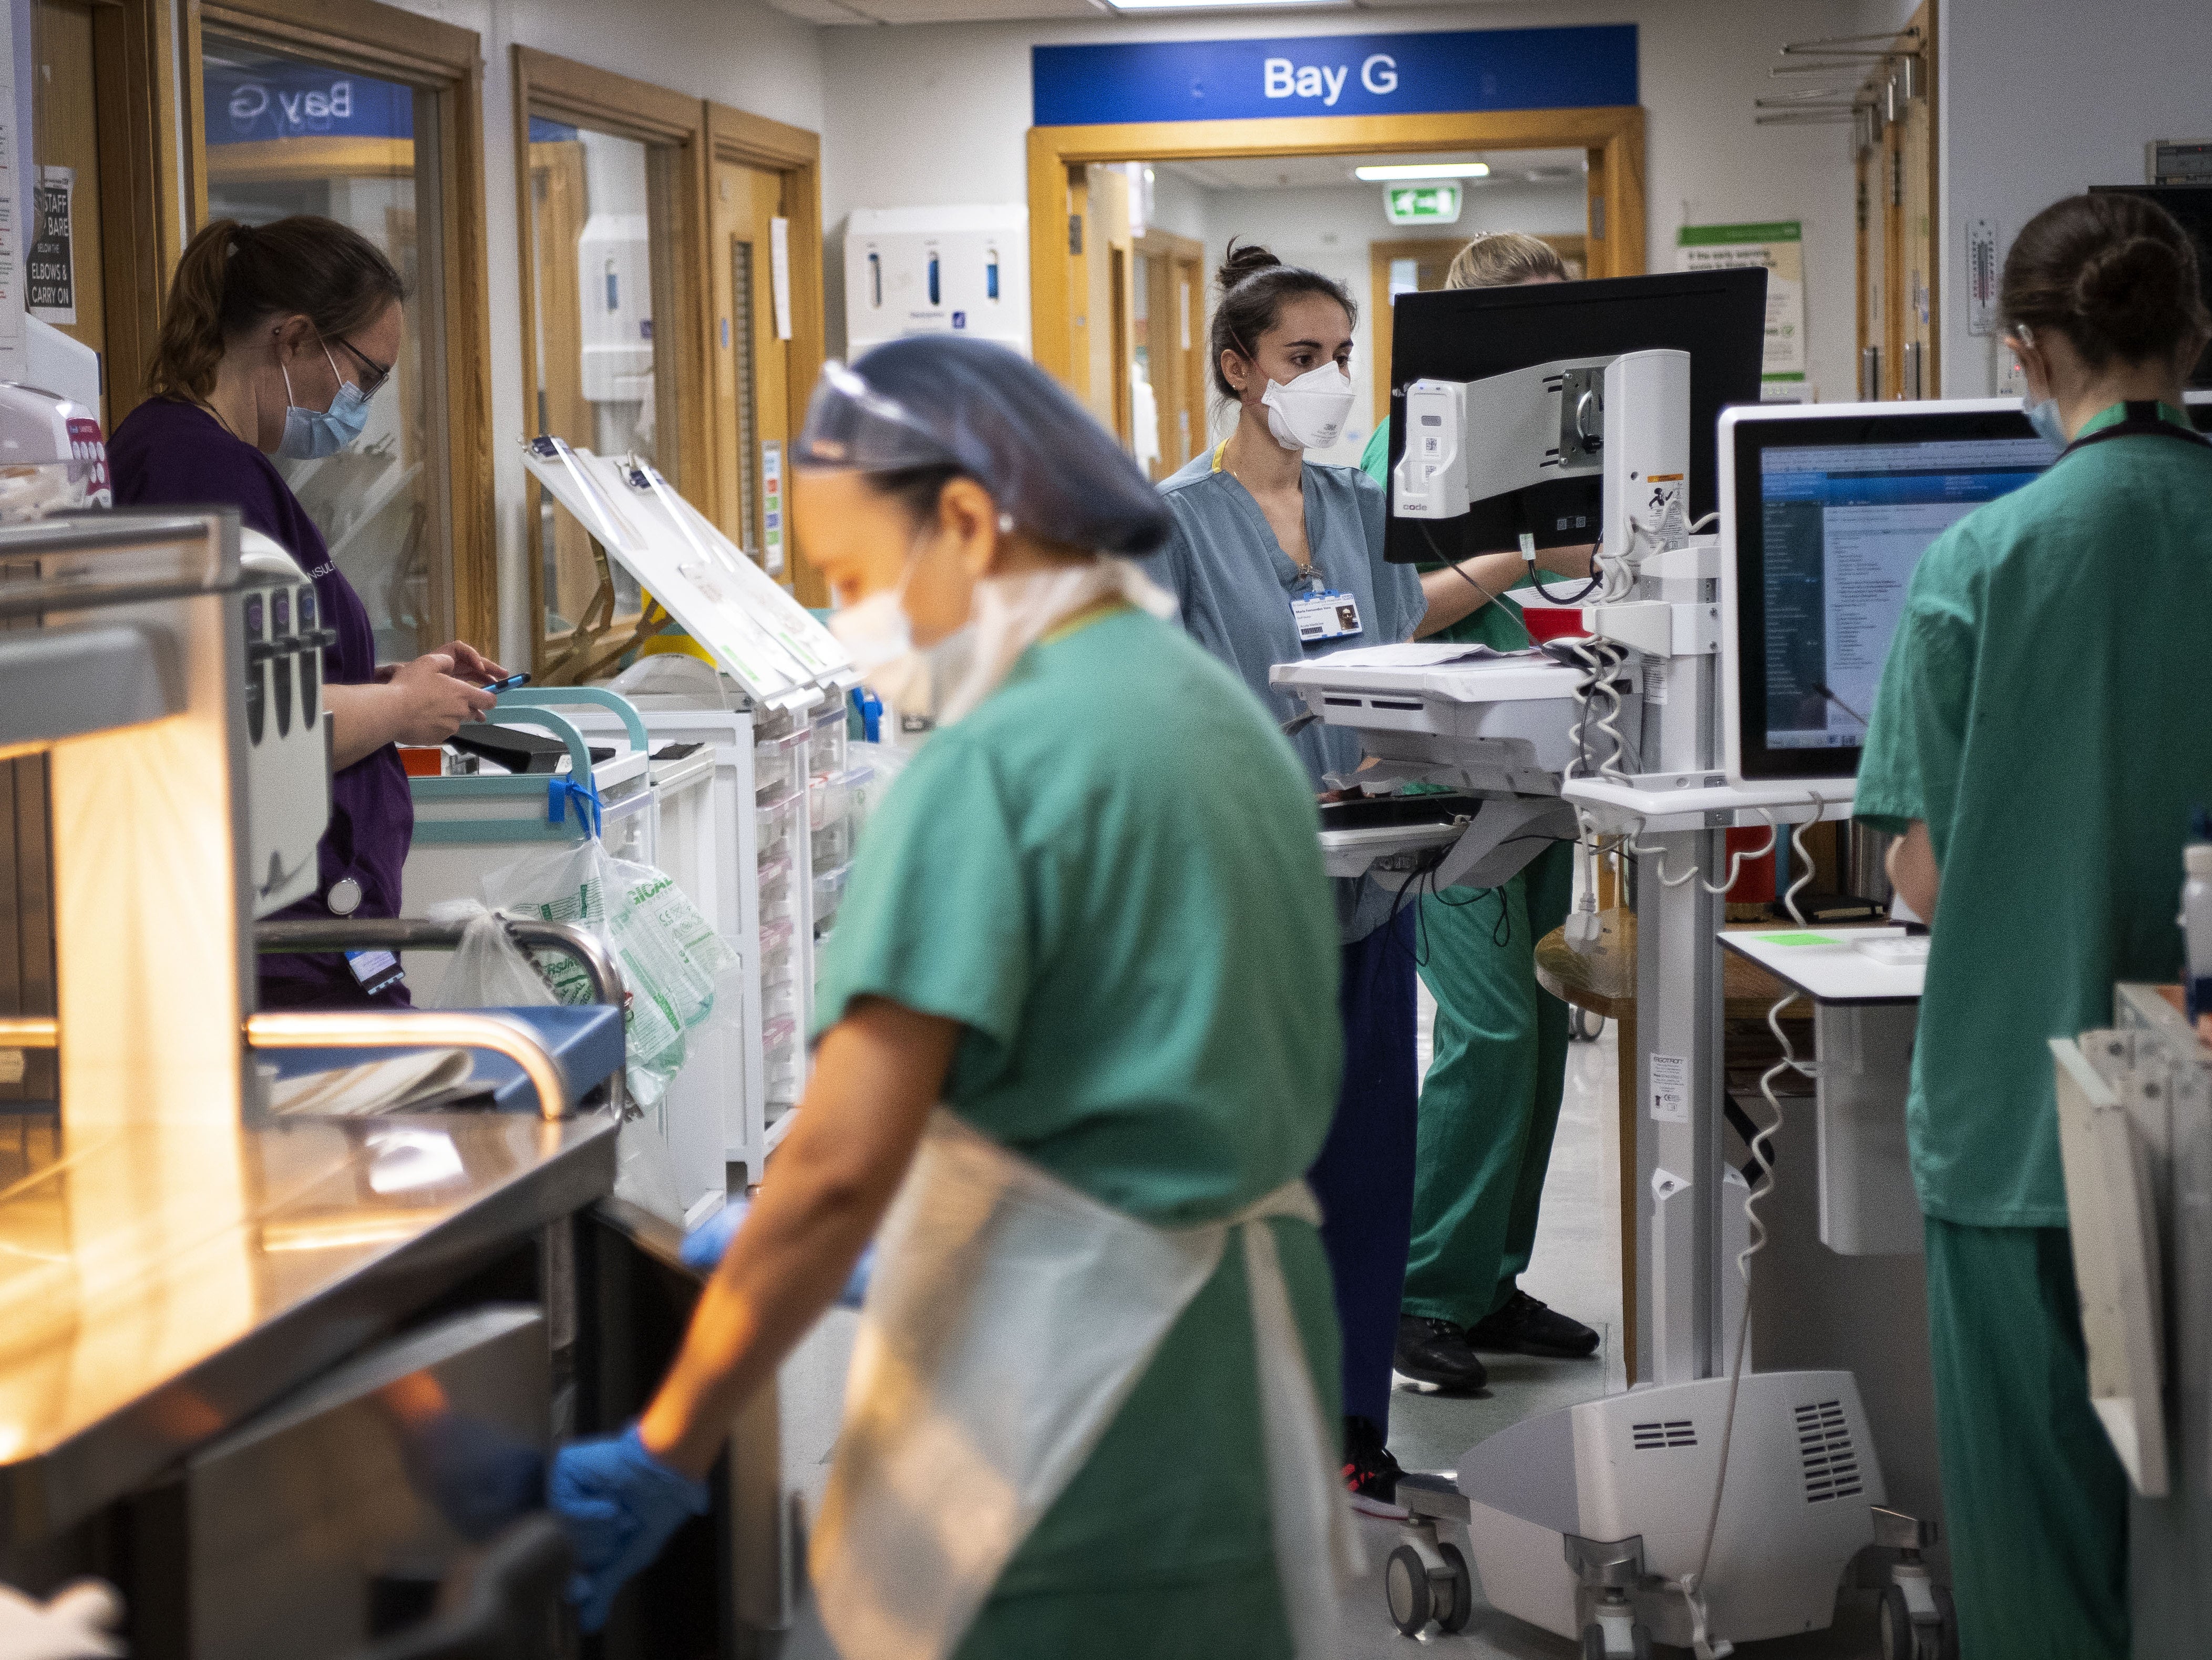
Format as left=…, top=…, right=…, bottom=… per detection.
left=1154, top=241, right=1425, bottom=1513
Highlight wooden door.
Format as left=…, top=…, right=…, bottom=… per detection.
left=711, top=157, right=793, bottom=577
left=30, top=0, right=109, bottom=422
left=1133, top=228, right=1204, bottom=479
left=1854, top=1, right=1938, bottom=399
left=1368, top=238, right=1460, bottom=429
left=1170, top=249, right=1204, bottom=470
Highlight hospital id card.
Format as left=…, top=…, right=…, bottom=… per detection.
left=1291, top=588, right=1363, bottom=644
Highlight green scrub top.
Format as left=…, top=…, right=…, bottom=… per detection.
left=1856, top=401, right=2212, bottom=1227
left=1357, top=421, right=1535, bottom=652
left=814, top=602, right=1346, bottom=1647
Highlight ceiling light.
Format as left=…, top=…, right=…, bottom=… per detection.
left=1107, top=0, right=1344, bottom=11
left=1354, top=162, right=1491, bottom=182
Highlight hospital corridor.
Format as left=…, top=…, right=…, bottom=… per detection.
left=2, top=1, right=2210, bottom=1656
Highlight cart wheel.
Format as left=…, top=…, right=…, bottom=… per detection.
left=1433, top=1542, right=1473, bottom=1634
left=1385, top=1544, right=1432, bottom=1637
left=1580, top=1625, right=1608, bottom=1660
left=1879, top=1584, right=1915, bottom=1660
left=1631, top=1625, right=1654, bottom=1660
left=1928, top=1585, right=1960, bottom=1660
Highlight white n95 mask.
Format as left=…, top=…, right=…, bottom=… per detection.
left=1260, top=364, right=1356, bottom=453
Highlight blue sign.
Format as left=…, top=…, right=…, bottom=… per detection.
left=204, top=58, right=414, bottom=146
left=1033, top=25, right=1635, bottom=127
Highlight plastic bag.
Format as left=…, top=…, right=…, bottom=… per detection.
left=478, top=838, right=736, bottom=1110
left=423, top=899, right=557, bottom=1009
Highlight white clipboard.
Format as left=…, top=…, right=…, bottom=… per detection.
left=520, top=436, right=855, bottom=713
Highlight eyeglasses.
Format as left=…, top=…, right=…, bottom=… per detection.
left=334, top=335, right=395, bottom=399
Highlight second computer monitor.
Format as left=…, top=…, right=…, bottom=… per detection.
left=1721, top=399, right=2061, bottom=787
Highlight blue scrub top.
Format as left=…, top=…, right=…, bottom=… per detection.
left=1154, top=446, right=1425, bottom=940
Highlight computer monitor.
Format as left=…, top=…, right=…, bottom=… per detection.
left=1382, top=268, right=1767, bottom=565
left=1721, top=399, right=2061, bottom=786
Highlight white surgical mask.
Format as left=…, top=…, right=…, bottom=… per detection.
left=1259, top=363, right=1356, bottom=453
left=827, top=526, right=980, bottom=731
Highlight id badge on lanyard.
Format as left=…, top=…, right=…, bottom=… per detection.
left=1289, top=572, right=1363, bottom=645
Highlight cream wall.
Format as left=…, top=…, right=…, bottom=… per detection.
left=821, top=1, right=1873, bottom=403
left=379, top=0, right=828, bottom=662
left=1911, top=0, right=2212, bottom=397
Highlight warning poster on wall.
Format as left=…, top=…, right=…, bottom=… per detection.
left=28, top=167, right=72, bottom=324
left=1676, top=220, right=1805, bottom=388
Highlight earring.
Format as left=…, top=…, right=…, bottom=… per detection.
left=997, top=514, right=1015, bottom=534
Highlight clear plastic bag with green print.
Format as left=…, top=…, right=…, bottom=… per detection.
left=478, top=838, right=737, bottom=1109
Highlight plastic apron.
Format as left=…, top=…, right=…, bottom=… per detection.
left=799, top=1109, right=1363, bottom=1660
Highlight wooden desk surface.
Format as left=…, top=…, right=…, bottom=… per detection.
left=1533, top=909, right=1810, bottom=1021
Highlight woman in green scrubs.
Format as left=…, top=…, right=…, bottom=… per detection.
left=1856, top=191, right=2212, bottom=1659
left=549, top=338, right=1356, bottom=1658
left=1356, top=233, right=1603, bottom=1389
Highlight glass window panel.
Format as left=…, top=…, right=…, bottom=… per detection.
left=201, top=38, right=445, bottom=663
left=528, top=122, right=679, bottom=651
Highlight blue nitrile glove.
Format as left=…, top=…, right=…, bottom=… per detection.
left=548, top=1424, right=709, bottom=1632
left=397, top=1410, right=546, bottom=1542
left=678, top=1199, right=875, bottom=1308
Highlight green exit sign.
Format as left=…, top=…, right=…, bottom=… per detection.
left=1384, top=182, right=1463, bottom=226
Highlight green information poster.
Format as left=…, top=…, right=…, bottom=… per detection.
left=1677, top=220, right=1805, bottom=391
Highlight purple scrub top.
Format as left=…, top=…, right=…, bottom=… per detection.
left=108, top=398, right=414, bottom=1008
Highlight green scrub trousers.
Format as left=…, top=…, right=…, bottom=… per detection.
left=1401, top=838, right=1575, bottom=1327
left=1923, top=1218, right=2129, bottom=1660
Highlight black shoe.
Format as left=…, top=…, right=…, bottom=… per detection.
left=1342, top=1415, right=1407, bottom=1519
left=1465, top=1289, right=1600, bottom=1358
left=1393, top=1314, right=1490, bottom=1395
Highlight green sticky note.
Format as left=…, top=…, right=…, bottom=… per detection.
left=1766, top=931, right=1841, bottom=946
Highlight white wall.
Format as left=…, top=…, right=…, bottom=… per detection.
left=821, top=1, right=1870, bottom=402
left=382, top=0, right=827, bottom=662
left=1925, top=0, right=2212, bottom=397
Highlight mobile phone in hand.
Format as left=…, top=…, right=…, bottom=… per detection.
left=483, top=672, right=530, bottom=692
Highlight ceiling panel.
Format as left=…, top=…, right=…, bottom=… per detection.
left=1153, top=148, right=1587, bottom=192
left=766, top=0, right=1534, bottom=26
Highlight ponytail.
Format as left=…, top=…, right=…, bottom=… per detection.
left=146, top=214, right=406, bottom=403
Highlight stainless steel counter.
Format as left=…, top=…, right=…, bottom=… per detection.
left=0, top=1108, right=619, bottom=1544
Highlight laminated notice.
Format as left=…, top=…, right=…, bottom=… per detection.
left=1650, top=1051, right=1690, bottom=1123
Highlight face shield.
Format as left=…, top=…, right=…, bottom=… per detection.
left=795, top=360, right=964, bottom=475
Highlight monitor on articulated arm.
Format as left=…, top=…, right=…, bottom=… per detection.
left=1381, top=268, right=1768, bottom=565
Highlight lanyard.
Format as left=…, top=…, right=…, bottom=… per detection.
left=2055, top=401, right=2212, bottom=463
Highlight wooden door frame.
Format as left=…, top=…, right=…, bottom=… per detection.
left=189, top=0, right=498, bottom=649
left=1027, top=107, right=1647, bottom=394
left=79, top=0, right=194, bottom=427
left=705, top=103, right=824, bottom=604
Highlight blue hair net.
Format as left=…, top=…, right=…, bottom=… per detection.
left=794, top=335, right=1172, bottom=557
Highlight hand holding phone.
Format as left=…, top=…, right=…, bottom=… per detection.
left=483, top=672, right=531, bottom=693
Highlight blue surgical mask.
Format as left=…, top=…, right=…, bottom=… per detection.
left=2023, top=395, right=2067, bottom=448
left=278, top=341, right=372, bottom=459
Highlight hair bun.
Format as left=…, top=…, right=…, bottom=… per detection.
left=1216, top=239, right=1282, bottom=292
left=2073, top=233, right=2194, bottom=358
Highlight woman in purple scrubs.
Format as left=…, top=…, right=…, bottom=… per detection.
left=109, top=215, right=507, bottom=1008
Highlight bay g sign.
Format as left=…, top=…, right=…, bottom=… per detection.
left=1032, top=25, right=1637, bottom=128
